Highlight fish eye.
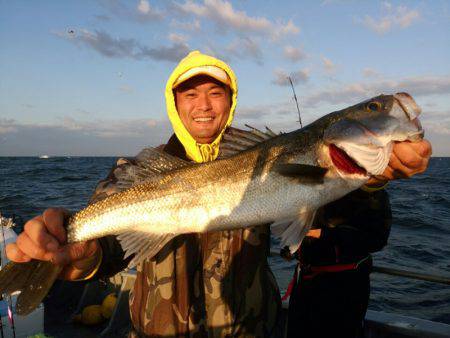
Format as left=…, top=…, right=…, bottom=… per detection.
left=367, top=101, right=382, bottom=112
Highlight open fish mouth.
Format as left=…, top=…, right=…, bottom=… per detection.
left=328, top=144, right=368, bottom=176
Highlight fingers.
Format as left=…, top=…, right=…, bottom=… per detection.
left=42, top=208, right=69, bottom=244
left=24, top=216, right=60, bottom=252
left=5, top=243, right=31, bottom=263
left=411, top=139, right=432, bottom=158
left=56, top=240, right=102, bottom=280
left=393, top=142, right=423, bottom=170
left=383, top=139, right=432, bottom=180
left=385, top=150, right=414, bottom=179
left=15, top=232, right=53, bottom=261
left=8, top=207, right=70, bottom=264
left=51, top=240, right=100, bottom=267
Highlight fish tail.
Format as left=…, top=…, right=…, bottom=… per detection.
left=0, top=260, right=62, bottom=315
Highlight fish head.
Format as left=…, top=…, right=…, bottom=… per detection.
left=322, top=92, right=424, bottom=177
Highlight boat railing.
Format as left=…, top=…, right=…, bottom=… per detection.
left=268, top=249, right=450, bottom=285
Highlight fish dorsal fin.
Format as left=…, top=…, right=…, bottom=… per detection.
left=135, top=148, right=189, bottom=173
left=116, top=147, right=190, bottom=190
left=219, top=125, right=279, bottom=158
left=117, top=230, right=176, bottom=268
left=271, top=210, right=316, bottom=253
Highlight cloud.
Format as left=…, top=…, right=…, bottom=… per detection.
left=0, top=117, right=165, bottom=138
left=100, top=0, right=163, bottom=23
left=175, top=0, right=299, bottom=40
left=362, top=67, right=380, bottom=78
left=137, top=0, right=150, bottom=14
left=0, top=117, right=172, bottom=156
left=358, top=2, right=420, bottom=34
left=321, top=56, right=336, bottom=74
left=76, top=109, right=94, bottom=116
left=283, top=45, right=307, bottom=62
left=56, top=29, right=190, bottom=62
left=201, top=37, right=263, bottom=64
left=272, top=68, right=310, bottom=86
left=303, top=75, right=450, bottom=108
left=94, top=14, right=111, bottom=22
left=58, top=116, right=163, bottom=137
left=421, top=110, right=450, bottom=136
left=138, top=41, right=191, bottom=62
left=170, top=19, right=201, bottom=31
left=226, top=37, right=263, bottom=64
left=118, top=84, right=134, bottom=93
left=168, top=33, right=188, bottom=44
left=0, top=118, right=17, bottom=134
left=236, top=101, right=293, bottom=120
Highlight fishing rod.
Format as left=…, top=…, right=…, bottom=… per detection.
left=0, top=221, right=5, bottom=338
left=1, top=218, right=16, bottom=338
left=0, top=258, right=4, bottom=338
left=287, top=76, right=303, bottom=128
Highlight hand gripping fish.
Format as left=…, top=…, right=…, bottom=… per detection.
left=0, top=92, right=424, bottom=315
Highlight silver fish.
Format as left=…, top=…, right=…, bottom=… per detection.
left=0, top=92, right=424, bottom=315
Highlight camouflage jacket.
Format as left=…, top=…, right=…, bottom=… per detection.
left=90, top=135, right=281, bottom=337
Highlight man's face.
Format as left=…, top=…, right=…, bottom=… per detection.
left=175, top=75, right=231, bottom=144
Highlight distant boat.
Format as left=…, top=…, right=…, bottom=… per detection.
left=39, top=155, right=50, bottom=159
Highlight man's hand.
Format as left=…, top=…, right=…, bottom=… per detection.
left=5, top=207, right=101, bottom=280
left=367, top=139, right=432, bottom=186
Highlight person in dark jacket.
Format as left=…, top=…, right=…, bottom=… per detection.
left=285, top=138, right=431, bottom=338
left=286, top=187, right=391, bottom=337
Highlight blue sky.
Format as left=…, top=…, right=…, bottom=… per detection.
left=1, top=0, right=449, bottom=156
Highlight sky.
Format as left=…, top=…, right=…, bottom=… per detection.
left=0, top=0, right=449, bottom=156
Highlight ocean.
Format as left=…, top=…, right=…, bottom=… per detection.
left=0, top=156, right=449, bottom=324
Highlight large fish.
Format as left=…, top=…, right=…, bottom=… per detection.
left=0, top=92, right=423, bottom=315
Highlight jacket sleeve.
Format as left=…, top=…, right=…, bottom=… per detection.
left=301, top=188, right=392, bottom=265
left=87, top=158, right=134, bottom=279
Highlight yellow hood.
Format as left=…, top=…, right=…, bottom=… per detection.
left=165, top=51, right=238, bottom=163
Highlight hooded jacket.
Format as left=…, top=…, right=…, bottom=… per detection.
left=165, top=50, right=238, bottom=163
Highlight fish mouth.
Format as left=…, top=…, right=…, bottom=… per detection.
left=328, top=144, right=367, bottom=176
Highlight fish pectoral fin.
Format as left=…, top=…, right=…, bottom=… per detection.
left=271, top=210, right=317, bottom=253
left=273, top=163, right=328, bottom=183
left=117, top=231, right=176, bottom=268
left=0, top=260, right=62, bottom=315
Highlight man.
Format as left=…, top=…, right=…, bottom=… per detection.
left=286, top=142, right=431, bottom=337
left=6, top=51, right=431, bottom=337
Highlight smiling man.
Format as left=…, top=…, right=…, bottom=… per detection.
left=91, top=51, right=282, bottom=337
left=174, top=74, right=232, bottom=144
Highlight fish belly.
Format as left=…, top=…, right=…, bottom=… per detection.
left=68, top=172, right=365, bottom=242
